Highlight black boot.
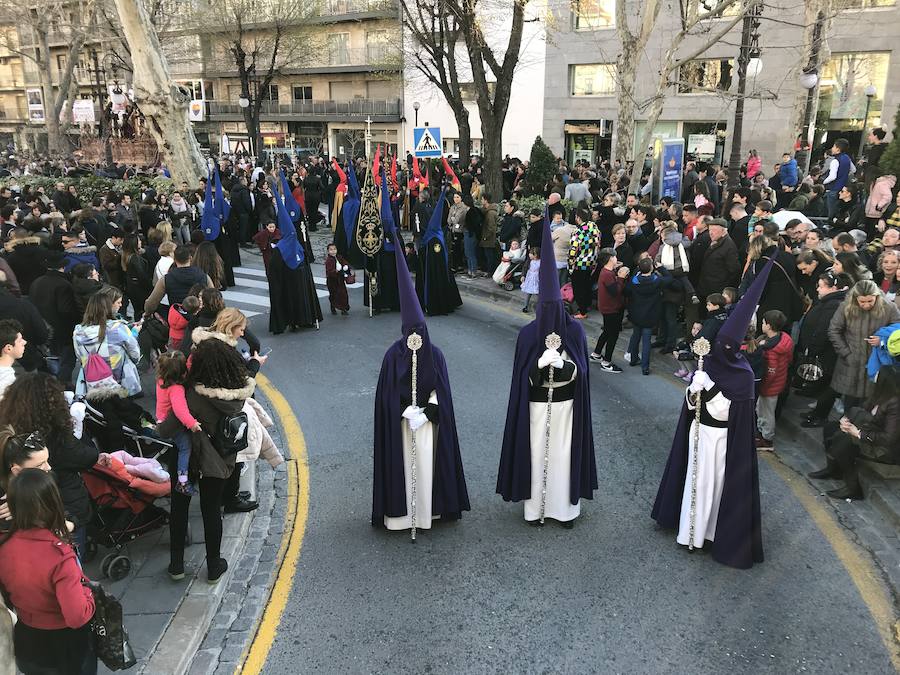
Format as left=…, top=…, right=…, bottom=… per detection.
left=808, top=461, right=840, bottom=479
left=826, top=483, right=863, bottom=500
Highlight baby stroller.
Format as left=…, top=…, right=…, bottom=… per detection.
left=493, top=255, right=525, bottom=291
left=81, top=462, right=172, bottom=580
left=82, top=396, right=174, bottom=460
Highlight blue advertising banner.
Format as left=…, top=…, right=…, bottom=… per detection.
left=657, top=138, right=684, bottom=202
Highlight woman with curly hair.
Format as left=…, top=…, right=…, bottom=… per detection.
left=0, top=373, right=98, bottom=554
left=192, top=241, right=226, bottom=291
left=159, top=338, right=255, bottom=583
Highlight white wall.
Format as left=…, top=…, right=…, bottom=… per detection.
left=401, top=10, right=545, bottom=160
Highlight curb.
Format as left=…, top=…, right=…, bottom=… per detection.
left=142, top=506, right=254, bottom=674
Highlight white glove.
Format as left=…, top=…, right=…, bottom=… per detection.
left=538, top=349, right=561, bottom=369
left=408, top=412, right=429, bottom=432
left=341, top=265, right=348, bottom=272
left=402, top=405, right=423, bottom=421
left=688, top=370, right=713, bottom=394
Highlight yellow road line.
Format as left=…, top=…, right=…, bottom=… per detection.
left=763, top=455, right=900, bottom=670
left=235, top=373, right=310, bottom=675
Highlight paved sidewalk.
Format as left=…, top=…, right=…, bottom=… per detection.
left=454, top=274, right=900, bottom=605
left=84, top=395, right=289, bottom=675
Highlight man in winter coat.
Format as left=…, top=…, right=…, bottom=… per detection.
left=29, top=252, right=80, bottom=383
left=696, top=219, right=740, bottom=301
left=99, top=227, right=126, bottom=292
left=479, top=193, right=499, bottom=274
left=2, top=227, right=47, bottom=295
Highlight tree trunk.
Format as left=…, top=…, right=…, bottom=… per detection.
left=113, top=0, right=205, bottom=183
left=244, top=106, right=263, bottom=161
left=614, top=50, right=638, bottom=164
left=629, top=95, right=665, bottom=194
left=455, top=108, right=471, bottom=167
left=480, top=120, right=503, bottom=200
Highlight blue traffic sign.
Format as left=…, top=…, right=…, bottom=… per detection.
left=413, top=127, right=442, bottom=158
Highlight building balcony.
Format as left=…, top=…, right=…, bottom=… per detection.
left=184, top=47, right=401, bottom=79
left=320, top=0, right=398, bottom=20
left=204, top=98, right=401, bottom=122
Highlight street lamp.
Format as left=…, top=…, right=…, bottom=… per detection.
left=858, top=84, right=877, bottom=159
left=413, top=101, right=420, bottom=127
left=798, top=9, right=825, bottom=175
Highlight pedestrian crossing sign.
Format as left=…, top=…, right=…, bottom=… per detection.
left=413, top=127, right=442, bottom=158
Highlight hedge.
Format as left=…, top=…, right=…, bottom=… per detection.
left=0, top=176, right=176, bottom=203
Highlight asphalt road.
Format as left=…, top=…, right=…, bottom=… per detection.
left=248, top=281, right=896, bottom=674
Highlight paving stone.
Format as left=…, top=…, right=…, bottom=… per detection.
left=187, top=649, right=221, bottom=675
left=200, top=627, right=228, bottom=651
left=259, top=545, right=278, bottom=562
left=214, top=660, right=239, bottom=675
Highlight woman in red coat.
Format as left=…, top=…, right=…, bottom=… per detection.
left=0, top=468, right=96, bottom=675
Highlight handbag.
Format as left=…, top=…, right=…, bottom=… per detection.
left=792, top=349, right=826, bottom=394
left=344, top=271, right=356, bottom=285
left=88, top=583, right=137, bottom=671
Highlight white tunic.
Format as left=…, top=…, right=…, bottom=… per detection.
left=384, top=391, right=439, bottom=531
left=524, top=351, right=581, bottom=523
left=677, top=386, right=731, bottom=548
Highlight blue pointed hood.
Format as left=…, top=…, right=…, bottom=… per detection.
left=214, top=165, right=230, bottom=223
left=280, top=170, right=303, bottom=223
left=380, top=168, right=395, bottom=252
left=200, top=169, right=219, bottom=240
left=343, top=162, right=361, bottom=248
left=274, top=179, right=304, bottom=270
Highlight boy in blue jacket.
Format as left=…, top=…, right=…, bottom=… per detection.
left=779, top=152, right=799, bottom=190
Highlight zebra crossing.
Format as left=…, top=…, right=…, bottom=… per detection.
left=226, top=259, right=363, bottom=319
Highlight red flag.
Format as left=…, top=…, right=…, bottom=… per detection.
left=332, top=157, right=347, bottom=194
left=442, top=156, right=460, bottom=191
left=372, top=144, right=381, bottom=181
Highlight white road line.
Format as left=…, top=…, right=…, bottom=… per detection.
left=232, top=278, right=270, bottom=290
left=234, top=266, right=267, bottom=278
left=222, top=290, right=271, bottom=308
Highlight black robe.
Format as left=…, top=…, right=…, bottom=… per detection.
left=267, top=248, right=323, bottom=333
left=363, top=249, right=401, bottom=313
left=415, top=235, right=462, bottom=316
left=214, top=218, right=242, bottom=288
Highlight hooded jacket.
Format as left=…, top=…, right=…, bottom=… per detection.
left=3, top=236, right=47, bottom=295
left=73, top=320, right=142, bottom=397
left=183, top=377, right=256, bottom=479
left=624, top=270, right=674, bottom=328
left=758, top=331, right=794, bottom=396
left=63, top=245, right=99, bottom=273
left=865, top=174, right=896, bottom=219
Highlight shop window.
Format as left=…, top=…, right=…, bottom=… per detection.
left=570, top=64, right=615, bottom=96
left=677, top=59, right=733, bottom=94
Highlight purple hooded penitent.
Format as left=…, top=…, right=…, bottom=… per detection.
left=651, top=255, right=775, bottom=569
left=496, top=213, right=597, bottom=504
left=371, top=194, right=469, bottom=525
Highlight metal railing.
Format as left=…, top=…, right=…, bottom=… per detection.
left=326, top=45, right=397, bottom=67
left=205, top=98, right=401, bottom=118
left=325, top=0, right=397, bottom=14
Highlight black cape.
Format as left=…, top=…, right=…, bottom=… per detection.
left=215, top=219, right=242, bottom=288
left=415, top=236, right=462, bottom=316
left=363, top=250, right=401, bottom=312
left=267, top=248, right=323, bottom=333
left=372, top=340, right=470, bottom=524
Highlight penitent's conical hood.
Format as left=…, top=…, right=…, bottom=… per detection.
left=536, top=210, right=566, bottom=342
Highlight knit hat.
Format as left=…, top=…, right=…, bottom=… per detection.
left=83, top=352, right=127, bottom=401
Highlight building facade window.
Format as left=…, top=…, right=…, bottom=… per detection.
left=570, top=64, right=616, bottom=96
left=572, top=0, right=614, bottom=29
left=677, top=58, right=733, bottom=94
left=261, top=84, right=279, bottom=102
left=835, top=0, right=893, bottom=8
left=328, top=33, right=351, bottom=65
left=293, top=85, right=313, bottom=101
left=366, top=30, right=388, bottom=62
left=819, top=51, right=889, bottom=123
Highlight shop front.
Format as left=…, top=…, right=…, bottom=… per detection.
left=564, top=120, right=612, bottom=166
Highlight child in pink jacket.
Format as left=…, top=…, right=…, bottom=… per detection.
left=155, top=351, right=201, bottom=493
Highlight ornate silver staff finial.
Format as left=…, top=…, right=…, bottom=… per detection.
left=407, top=332, right=422, bottom=542
left=540, top=332, right=562, bottom=525
left=687, top=336, right=711, bottom=551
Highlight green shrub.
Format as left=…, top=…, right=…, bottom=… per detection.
left=517, top=194, right=578, bottom=216
left=0, top=175, right=176, bottom=203
left=525, top=136, right=557, bottom=194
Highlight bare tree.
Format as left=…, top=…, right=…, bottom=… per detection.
left=452, top=0, right=532, bottom=199
left=113, top=0, right=205, bottom=182
left=0, top=0, right=98, bottom=153
left=401, top=0, right=472, bottom=165
left=202, top=0, right=323, bottom=160
left=622, top=0, right=763, bottom=193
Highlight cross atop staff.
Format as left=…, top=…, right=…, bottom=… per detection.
left=364, top=115, right=373, bottom=159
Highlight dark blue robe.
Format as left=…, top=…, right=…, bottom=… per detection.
left=372, top=338, right=470, bottom=524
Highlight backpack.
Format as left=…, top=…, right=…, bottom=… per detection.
left=83, top=342, right=127, bottom=401
left=213, top=410, right=249, bottom=457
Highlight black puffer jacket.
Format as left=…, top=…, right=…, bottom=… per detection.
left=3, top=237, right=48, bottom=295
left=798, top=289, right=846, bottom=374
left=47, top=432, right=99, bottom=527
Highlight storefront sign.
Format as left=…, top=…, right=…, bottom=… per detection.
left=687, top=133, right=716, bottom=157
left=72, top=99, right=96, bottom=124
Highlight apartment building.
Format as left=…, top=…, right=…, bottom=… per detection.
left=164, top=0, right=403, bottom=159
left=542, top=0, right=900, bottom=170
